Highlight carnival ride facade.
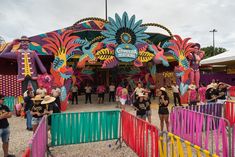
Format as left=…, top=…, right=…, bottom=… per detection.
left=0, top=12, right=204, bottom=108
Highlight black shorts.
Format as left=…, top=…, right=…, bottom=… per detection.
left=158, top=107, right=169, bottom=115
left=98, top=93, right=104, bottom=98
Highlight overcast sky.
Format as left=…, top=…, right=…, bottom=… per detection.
left=0, top=0, right=235, bottom=51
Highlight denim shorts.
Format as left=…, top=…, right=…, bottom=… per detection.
left=137, top=114, right=146, bottom=120
left=0, top=127, right=10, bottom=143
left=32, top=117, right=42, bottom=125
left=146, top=110, right=152, bottom=116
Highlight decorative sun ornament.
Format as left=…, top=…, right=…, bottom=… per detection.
left=101, top=12, right=150, bottom=45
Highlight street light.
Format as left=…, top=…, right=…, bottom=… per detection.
left=105, top=0, right=108, bottom=20
left=209, top=29, right=217, bottom=56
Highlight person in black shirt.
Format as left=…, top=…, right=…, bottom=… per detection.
left=24, top=91, right=34, bottom=131
left=216, top=82, right=231, bottom=104
left=133, top=93, right=147, bottom=120
left=30, top=95, right=45, bottom=133
left=144, top=92, right=152, bottom=123
left=0, top=94, right=15, bottom=157
left=42, top=95, right=61, bottom=127
left=157, top=87, right=169, bottom=131
left=205, top=85, right=217, bottom=103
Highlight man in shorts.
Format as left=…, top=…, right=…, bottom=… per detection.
left=0, top=94, right=15, bottom=157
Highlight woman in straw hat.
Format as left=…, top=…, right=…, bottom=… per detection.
left=42, top=95, right=61, bottom=127
left=30, top=95, right=45, bottom=133
left=133, top=92, right=147, bottom=120
left=205, top=84, right=217, bottom=103
left=157, top=87, right=170, bottom=131
left=188, top=83, right=198, bottom=106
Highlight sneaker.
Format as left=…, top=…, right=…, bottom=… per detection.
left=7, top=154, right=16, bottom=157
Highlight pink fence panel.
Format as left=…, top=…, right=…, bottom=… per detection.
left=170, top=108, right=229, bottom=157
left=30, top=116, right=48, bottom=157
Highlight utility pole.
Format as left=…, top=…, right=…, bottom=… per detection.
left=209, top=29, right=217, bottom=56
left=105, top=0, right=108, bottom=20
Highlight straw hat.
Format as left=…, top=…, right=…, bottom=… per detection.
left=188, top=84, right=196, bottom=90
left=206, top=84, right=216, bottom=90
left=18, top=36, right=30, bottom=41
left=31, top=95, right=43, bottom=101
left=160, top=87, right=166, bottom=91
left=41, top=95, right=56, bottom=104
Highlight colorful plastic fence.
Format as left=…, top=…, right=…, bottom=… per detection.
left=170, top=108, right=229, bottom=157
left=50, top=110, right=120, bottom=146
left=159, top=132, right=218, bottom=157
left=185, top=103, right=224, bottom=117
left=225, top=101, right=235, bottom=126
left=22, top=116, right=47, bottom=157
left=228, top=86, right=235, bottom=97
left=30, top=116, right=48, bottom=157
left=121, top=110, right=159, bottom=157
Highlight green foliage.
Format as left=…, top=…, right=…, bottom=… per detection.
left=201, top=46, right=227, bottom=58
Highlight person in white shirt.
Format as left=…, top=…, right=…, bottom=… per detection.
left=171, top=81, right=181, bottom=106
left=132, top=82, right=144, bottom=100
left=109, top=83, right=116, bottom=102
left=36, top=85, right=47, bottom=98
left=51, top=85, right=61, bottom=109
left=71, top=84, right=78, bottom=105
left=84, top=83, right=92, bottom=104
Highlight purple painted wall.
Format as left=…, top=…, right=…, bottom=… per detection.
left=200, top=72, right=235, bottom=85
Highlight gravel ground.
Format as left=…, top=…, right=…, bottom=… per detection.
left=49, top=140, right=137, bottom=157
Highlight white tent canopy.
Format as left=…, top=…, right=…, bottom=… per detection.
left=200, top=50, right=235, bottom=65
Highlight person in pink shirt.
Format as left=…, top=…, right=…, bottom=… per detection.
left=198, top=83, right=207, bottom=104
left=115, top=84, right=123, bottom=108
left=97, top=84, right=106, bottom=104
left=188, top=83, right=199, bottom=106
left=119, top=85, right=129, bottom=110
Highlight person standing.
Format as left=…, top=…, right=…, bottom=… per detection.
left=97, top=84, right=106, bottom=104
left=51, top=85, right=61, bottom=110
left=84, top=84, right=92, bottom=104
left=71, top=84, right=78, bottom=105
left=144, top=92, right=152, bottom=123
left=30, top=95, right=45, bottom=133
left=188, top=83, right=198, bottom=106
left=133, top=93, right=147, bottom=120
left=171, top=81, right=181, bottom=106
left=149, top=82, right=156, bottom=100
left=216, top=82, right=231, bottom=104
left=36, top=84, right=47, bottom=98
left=41, top=95, right=61, bottom=128
left=115, top=84, right=123, bottom=108
left=198, top=83, right=207, bottom=104
left=109, top=83, right=116, bottom=102
left=0, top=95, right=15, bottom=157
left=24, top=91, right=34, bottom=131
left=119, top=85, right=129, bottom=110
left=206, top=85, right=217, bottom=103
left=157, top=87, right=170, bottom=131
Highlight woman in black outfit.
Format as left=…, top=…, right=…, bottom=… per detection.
left=157, top=87, right=169, bottom=131
left=133, top=93, right=147, bottom=120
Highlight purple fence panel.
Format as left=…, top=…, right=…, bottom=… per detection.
left=30, top=116, right=47, bottom=157
left=170, top=108, right=229, bottom=157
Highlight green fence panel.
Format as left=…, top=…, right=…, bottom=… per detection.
left=3, top=96, right=15, bottom=111
left=51, top=110, right=120, bottom=146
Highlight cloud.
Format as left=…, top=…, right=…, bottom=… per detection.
left=0, top=0, right=234, bottom=50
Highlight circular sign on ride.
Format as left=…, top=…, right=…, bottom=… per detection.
left=115, top=44, right=138, bottom=62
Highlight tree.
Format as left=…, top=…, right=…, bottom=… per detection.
left=201, top=46, right=227, bottom=59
